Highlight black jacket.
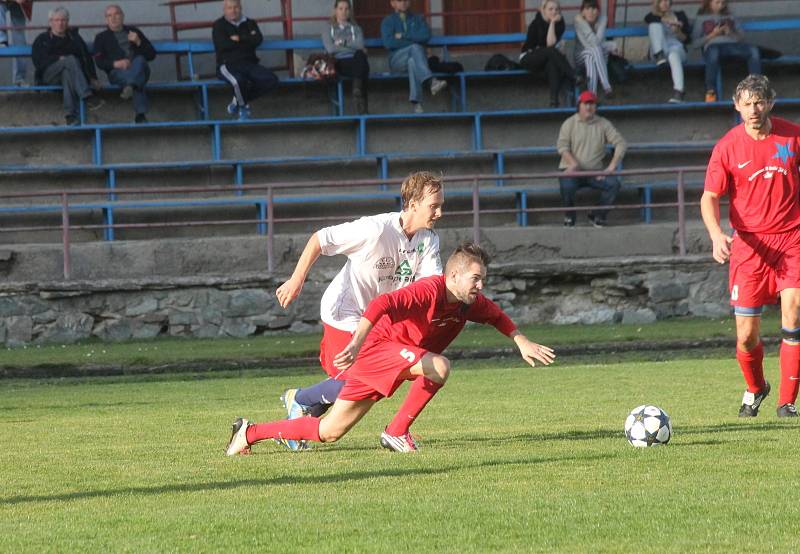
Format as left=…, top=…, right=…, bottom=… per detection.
left=644, top=10, right=691, bottom=45
left=32, top=28, right=97, bottom=84
left=212, top=16, right=263, bottom=67
left=521, top=11, right=565, bottom=53
left=93, top=25, right=156, bottom=74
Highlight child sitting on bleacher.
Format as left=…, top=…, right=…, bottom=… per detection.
left=645, top=0, right=691, bottom=103
left=573, top=0, right=616, bottom=99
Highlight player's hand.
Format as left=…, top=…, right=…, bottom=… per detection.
left=710, top=231, right=733, bottom=264
left=333, top=343, right=359, bottom=370
left=515, top=336, right=555, bottom=367
left=275, top=277, right=303, bottom=308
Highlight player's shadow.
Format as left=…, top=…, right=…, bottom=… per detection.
left=675, top=421, right=797, bottom=435
left=0, top=452, right=613, bottom=507
left=449, top=428, right=622, bottom=446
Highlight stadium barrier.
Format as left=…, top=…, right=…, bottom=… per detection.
left=0, top=167, right=707, bottom=279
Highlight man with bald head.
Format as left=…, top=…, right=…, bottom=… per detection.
left=94, top=4, right=156, bottom=123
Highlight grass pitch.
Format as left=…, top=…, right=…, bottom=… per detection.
left=2, top=352, right=799, bottom=553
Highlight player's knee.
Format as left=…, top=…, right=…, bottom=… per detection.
left=427, top=355, right=451, bottom=384
left=737, top=336, right=760, bottom=352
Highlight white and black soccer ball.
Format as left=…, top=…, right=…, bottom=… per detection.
left=624, top=405, right=672, bottom=447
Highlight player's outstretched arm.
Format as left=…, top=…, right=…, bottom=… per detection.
left=332, top=316, right=374, bottom=370
left=511, top=331, right=555, bottom=367
left=700, top=191, right=733, bottom=264
left=276, top=233, right=322, bottom=308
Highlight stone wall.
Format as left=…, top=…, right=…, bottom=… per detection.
left=0, top=256, right=729, bottom=347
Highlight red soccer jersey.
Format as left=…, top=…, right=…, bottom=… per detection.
left=360, top=275, right=517, bottom=354
left=704, top=117, right=800, bottom=233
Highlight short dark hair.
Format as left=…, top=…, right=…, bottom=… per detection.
left=445, top=241, right=491, bottom=274
left=580, top=0, right=600, bottom=10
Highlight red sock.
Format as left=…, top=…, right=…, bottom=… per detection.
left=385, top=377, right=443, bottom=436
left=245, top=416, right=321, bottom=445
left=736, top=342, right=765, bottom=393
left=779, top=340, right=800, bottom=405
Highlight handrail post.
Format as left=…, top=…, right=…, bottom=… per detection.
left=61, top=192, right=71, bottom=280
left=472, top=177, right=480, bottom=244
left=677, top=170, right=686, bottom=256
left=267, top=185, right=274, bottom=274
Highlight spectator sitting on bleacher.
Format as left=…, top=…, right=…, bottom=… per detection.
left=32, top=6, right=103, bottom=126
left=693, top=0, right=760, bottom=103
left=212, top=0, right=279, bottom=120
left=519, top=0, right=575, bottom=108
left=645, top=0, right=690, bottom=103
left=93, top=5, right=156, bottom=124
left=573, top=0, right=616, bottom=98
left=557, top=90, right=626, bottom=228
left=322, top=0, right=369, bottom=115
left=381, top=0, right=447, bottom=114
left=0, top=0, right=32, bottom=86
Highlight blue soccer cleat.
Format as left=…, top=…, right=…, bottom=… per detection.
left=274, top=389, right=308, bottom=451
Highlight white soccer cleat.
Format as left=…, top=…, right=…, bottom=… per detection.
left=380, top=430, right=419, bottom=453
left=225, top=417, right=251, bottom=456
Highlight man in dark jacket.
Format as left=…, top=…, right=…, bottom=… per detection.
left=94, top=4, right=156, bottom=123
left=32, top=6, right=103, bottom=126
left=212, top=0, right=278, bottom=120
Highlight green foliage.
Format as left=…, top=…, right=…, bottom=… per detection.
left=2, top=353, right=799, bottom=552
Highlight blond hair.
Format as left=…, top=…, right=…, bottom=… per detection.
left=400, top=171, right=443, bottom=210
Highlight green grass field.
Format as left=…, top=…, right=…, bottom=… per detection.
left=2, top=349, right=799, bottom=552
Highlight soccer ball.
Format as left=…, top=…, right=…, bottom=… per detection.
left=624, top=405, right=672, bottom=447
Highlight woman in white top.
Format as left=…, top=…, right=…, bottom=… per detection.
left=321, top=0, right=370, bottom=114
left=573, top=0, right=616, bottom=97
left=645, top=0, right=691, bottom=103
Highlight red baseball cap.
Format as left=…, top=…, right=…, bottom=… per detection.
left=578, top=90, right=598, bottom=104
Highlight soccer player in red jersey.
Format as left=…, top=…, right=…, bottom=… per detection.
left=701, top=74, right=800, bottom=418
left=225, top=242, right=556, bottom=454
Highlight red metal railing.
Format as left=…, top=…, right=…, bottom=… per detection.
left=0, top=167, right=707, bottom=280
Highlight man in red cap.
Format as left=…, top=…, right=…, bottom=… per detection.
left=556, top=90, right=627, bottom=227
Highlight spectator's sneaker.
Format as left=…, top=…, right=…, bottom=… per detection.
left=120, top=85, right=134, bottom=100
left=705, top=90, right=718, bottom=103
left=225, top=417, right=251, bottom=456
left=563, top=217, right=575, bottom=227
left=654, top=51, right=667, bottom=66
left=668, top=90, right=685, bottom=104
left=65, top=115, right=79, bottom=127
left=85, top=95, right=105, bottom=111
left=14, top=79, right=29, bottom=88
left=134, top=113, right=148, bottom=124
left=380, top=430, right=419, bottom=453
left=777, top=403, right=798, bottom=418
left=588, top=214, right=607, bottom=228
left=738, top=381, right=770, bottom=417
left=413, top=103, right=424, bottom=114
left=429, top=77, right=447, bottom=96
left=226, top=97, right=238, bottom=116
left=237, top=105, right=251, bottom=120
left=277, top=388, right=308, bottom=451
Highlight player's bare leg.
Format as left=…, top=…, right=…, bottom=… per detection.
left=778, top=288, right=800, bottom=416
left=381, top=353, right=450, bottom=452
left=318, top=398, right=376, bottom=442
left=735, top=313, right=770, bottom=417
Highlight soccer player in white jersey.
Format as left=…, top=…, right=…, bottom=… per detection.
left=273, top=171, right=444, bottom=449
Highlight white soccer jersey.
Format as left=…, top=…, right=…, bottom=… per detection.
left=317, top=212, right=442, bottom=331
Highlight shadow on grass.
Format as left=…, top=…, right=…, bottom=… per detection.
left=1, top=452, right=612, bottom=506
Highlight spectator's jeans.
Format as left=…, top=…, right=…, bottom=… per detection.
left=648, top=23, right=686, bottom=92
left=703, top=42, right=761, bottom=92
left=559, top=174, right=621, bottom=223
left=388, top=43, right=432, bottom=103
left=108, top=56, right=151, bottom=115
left=0, top=4, right=28, bottom=83
left=41, top=56, right=91, bottom=118
left=217, top=61, right=279, bottom=107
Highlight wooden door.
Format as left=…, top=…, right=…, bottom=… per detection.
left=443, top=0, right=524, bottom=50
left=354, top=0, right=430, bottom=40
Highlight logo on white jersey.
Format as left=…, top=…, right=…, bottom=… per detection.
left=395, top=260, right=413, bottom=277
left=737, top=160, right=752, bottom=169
left=374, top=257, right=395, bottom=270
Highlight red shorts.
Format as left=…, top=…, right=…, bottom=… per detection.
left=729, top=227, right=800, bottom=311
left=319, top=323, right=353, bottom=378
left=338, top=340, right=428, bottom=401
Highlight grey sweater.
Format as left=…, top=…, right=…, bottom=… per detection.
left=322, top=22, right=365, bottom=59
left=557, top=113, right=627, bottom=170
left=692, top=13, right=741, bottom=51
